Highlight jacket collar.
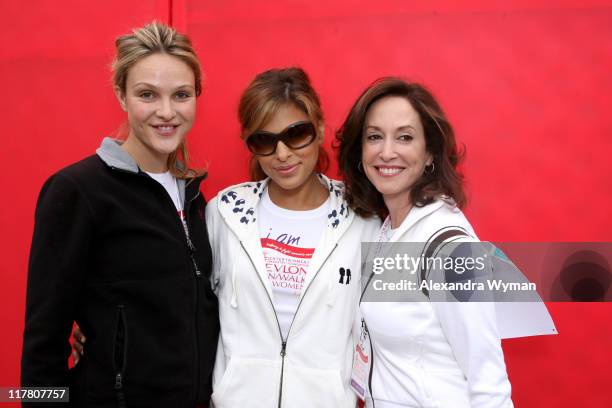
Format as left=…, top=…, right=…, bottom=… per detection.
left=96, top=137, right=139, bottom=173
left=389, top=199, right=446, bottom=242
left=216, top=174, right=353, bottom=241
left=95, top=137, right=204, bottom=204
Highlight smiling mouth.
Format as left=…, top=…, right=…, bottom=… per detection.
left=275, top=164, right=299, bottom=175
left=375, top=166, right=404, bottom=176
left=151, top=124, right=179, bottom=136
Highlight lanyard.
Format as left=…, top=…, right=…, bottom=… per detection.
left=360, top=216, right=393, bottom=304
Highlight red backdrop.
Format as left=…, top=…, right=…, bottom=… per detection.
left=1, top=1, right=611, bottom=406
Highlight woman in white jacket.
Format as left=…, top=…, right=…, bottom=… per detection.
left=206, top=67, right=379, bottom=408
left=336, top=78, right=514, bottom=407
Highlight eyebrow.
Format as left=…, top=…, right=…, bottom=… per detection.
left=365, top=125, right=417, bottom=132
left=132, top=82, right=195, bottom=90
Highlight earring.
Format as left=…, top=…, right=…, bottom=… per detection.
left=357, top=161, right=364, bottom=173
left=425, top=162, right=435, bottom=174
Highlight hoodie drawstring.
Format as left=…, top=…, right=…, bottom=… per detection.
left=326, top=244, right=337, bottom=307
left=230, top=240, right=239, bottom=308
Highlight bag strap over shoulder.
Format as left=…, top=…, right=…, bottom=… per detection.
left=419, top=226, right=471, bottom=297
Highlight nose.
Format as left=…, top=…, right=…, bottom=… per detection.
left=275, top=141, right=291, bottom=161
left=379, top=137, right=397, bottom=161
left=156, top=97, right=175, bottom=121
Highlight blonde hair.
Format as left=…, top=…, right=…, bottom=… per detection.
left=238, top=67, right=329, bottom=180
left=112, top=21, right=204, bottom=179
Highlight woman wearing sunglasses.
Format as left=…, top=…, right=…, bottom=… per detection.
left=205, top=67, right=379, bottom=407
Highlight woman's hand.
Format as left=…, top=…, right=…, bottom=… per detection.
left=71, top=325, right=86, bottom=365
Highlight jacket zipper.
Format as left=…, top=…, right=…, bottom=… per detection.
left=360, top=271, right=377, bottom=408
left=367, top=324, right=376, bottom=408
left=113, top=304, right=128, bottom=408
left=240, top=241, right=338, bottom=408
left=183, top=190, right=203, bottom=406
left=279, top=340, right=287, bottom=408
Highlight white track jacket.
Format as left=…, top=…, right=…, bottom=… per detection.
left=206, top=175, right=380, bottom=408
left=361, top=200, right=514, bottom=408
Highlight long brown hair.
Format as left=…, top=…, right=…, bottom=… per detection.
left=336, top=77, right=466, bottom=217
left=238, top=67, right=329, bottom=180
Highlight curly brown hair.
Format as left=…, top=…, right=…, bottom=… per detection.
left=335, top=77, right=466, bottom=218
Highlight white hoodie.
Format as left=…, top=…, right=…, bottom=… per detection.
left=206, top=175, right=380, bottom=408
left=360, top=199, right=514, bottom=408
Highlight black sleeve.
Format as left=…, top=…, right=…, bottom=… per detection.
left=21, top=172, right=92, bottom=387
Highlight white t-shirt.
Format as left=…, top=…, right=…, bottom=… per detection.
left=146, top=171, right=184, bottom=221
left=258, top=189, right=329, bottom=339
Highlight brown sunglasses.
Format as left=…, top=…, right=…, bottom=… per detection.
left=245, top=121, right=316, bottom=156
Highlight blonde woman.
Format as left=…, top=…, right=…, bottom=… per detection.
left=21, top=22, right=219, bottom=407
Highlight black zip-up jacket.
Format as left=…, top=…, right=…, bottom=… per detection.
left=22, top=139, right=219, bottom=407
